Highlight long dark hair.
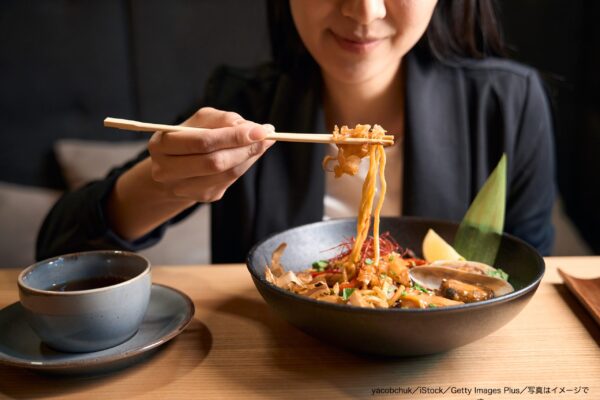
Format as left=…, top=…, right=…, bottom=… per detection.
left=267, top=0, right=506, bottom=72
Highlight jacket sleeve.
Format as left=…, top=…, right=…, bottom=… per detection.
left=36, top=64, right=276, bottom=262
left=505, top=71, right=556, bottom=256
left=35, top=149, right=199, bottom=261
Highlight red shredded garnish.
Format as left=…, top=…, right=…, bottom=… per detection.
left=313, top=233, right=424, bottom=284
left=327, top=232, right=402, bottom=263
left=322, top=238, right=354, bottom=260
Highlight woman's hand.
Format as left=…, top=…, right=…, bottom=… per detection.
left=106, top=107, right=275, bottom=240
left=148, top=107, right=275, bottom=202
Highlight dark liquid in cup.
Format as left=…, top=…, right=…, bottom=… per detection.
left=47, top=276, right=128, bottom=291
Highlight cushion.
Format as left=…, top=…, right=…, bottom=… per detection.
left=54, top=139, right=147, bottom=189
left=54, top=139, right=211, bottom=265
left=0, top=182, right=61, bottom=268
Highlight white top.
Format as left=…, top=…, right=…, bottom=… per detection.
left=323, top=138, right=403, bottom=220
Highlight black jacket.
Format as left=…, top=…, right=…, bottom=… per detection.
left=37, top=51, right=556, bottom=262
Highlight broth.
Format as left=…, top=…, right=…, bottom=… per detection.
left=47, top=276, right=128, bottom=291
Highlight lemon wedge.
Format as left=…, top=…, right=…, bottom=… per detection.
left=422, top=229, right=465, bottom=262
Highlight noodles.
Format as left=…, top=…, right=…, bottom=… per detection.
left=265, top=124, right=510, bottom=309
left=323, top=125, right=388, bottom=282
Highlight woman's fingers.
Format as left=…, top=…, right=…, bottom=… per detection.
left=145, top=106, right=276, bottom=202
left=166, top=152, right=265, bottom=203
left=149, top=123, right=273, bottom=156
left=182, top=107, right=245, bottom=129
left=151, top=139, right=274, bottom=181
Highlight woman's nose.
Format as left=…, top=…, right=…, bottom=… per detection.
left=341, top=0, right=387, bottom=25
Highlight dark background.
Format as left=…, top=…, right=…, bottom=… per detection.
left=500, top=0, right=600, bottom=253
left=0, top=0, right=598, bottom=252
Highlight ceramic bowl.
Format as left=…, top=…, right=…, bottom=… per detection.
left=18, top=250, right=151, bottom=353
left=246, top=217, right=545, bottom=356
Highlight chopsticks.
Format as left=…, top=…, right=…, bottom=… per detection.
left=103, top=117, right=395, bottom=146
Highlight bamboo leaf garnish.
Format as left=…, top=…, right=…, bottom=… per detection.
left=454, top=154, right=507, bottom=266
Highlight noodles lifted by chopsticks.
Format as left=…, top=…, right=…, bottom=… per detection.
left=265, top=125, right=513, bottom=308
left=323, top=124, right=387, bottom=283
left=266, top=124, right=440, bottom=309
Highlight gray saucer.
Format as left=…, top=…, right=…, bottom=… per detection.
left=0, top=284, right=194, bottom=374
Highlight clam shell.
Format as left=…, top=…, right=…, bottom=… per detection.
left=429, top=260, right=498, bottom=275
left=409, top=265, right=514, bottom=297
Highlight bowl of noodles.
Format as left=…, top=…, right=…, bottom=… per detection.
left=247, top=124, right=543, bottom=355
left=246, top=216, right=544, bottom=356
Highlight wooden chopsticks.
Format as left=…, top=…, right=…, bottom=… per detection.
left=103, top=117, right=395, bottom=146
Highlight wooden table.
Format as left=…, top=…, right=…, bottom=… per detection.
left=0, top=257, right=598, bottom=399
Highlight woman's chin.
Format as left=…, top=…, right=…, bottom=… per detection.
left=320, top=61, right=395, bottom=87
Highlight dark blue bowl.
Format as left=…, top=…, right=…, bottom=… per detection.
left=246, top=217, right=544, bottom=356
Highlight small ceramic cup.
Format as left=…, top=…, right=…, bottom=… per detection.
left=18, top=250, right=151, bottom=353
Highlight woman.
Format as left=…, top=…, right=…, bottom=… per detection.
left=37, top=0, right=555, bottom=263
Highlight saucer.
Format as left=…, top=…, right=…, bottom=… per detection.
left=0, top=284, right=194, bottom=374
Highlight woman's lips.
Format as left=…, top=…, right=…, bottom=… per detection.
left=331, top=31, right=384, bottom=54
